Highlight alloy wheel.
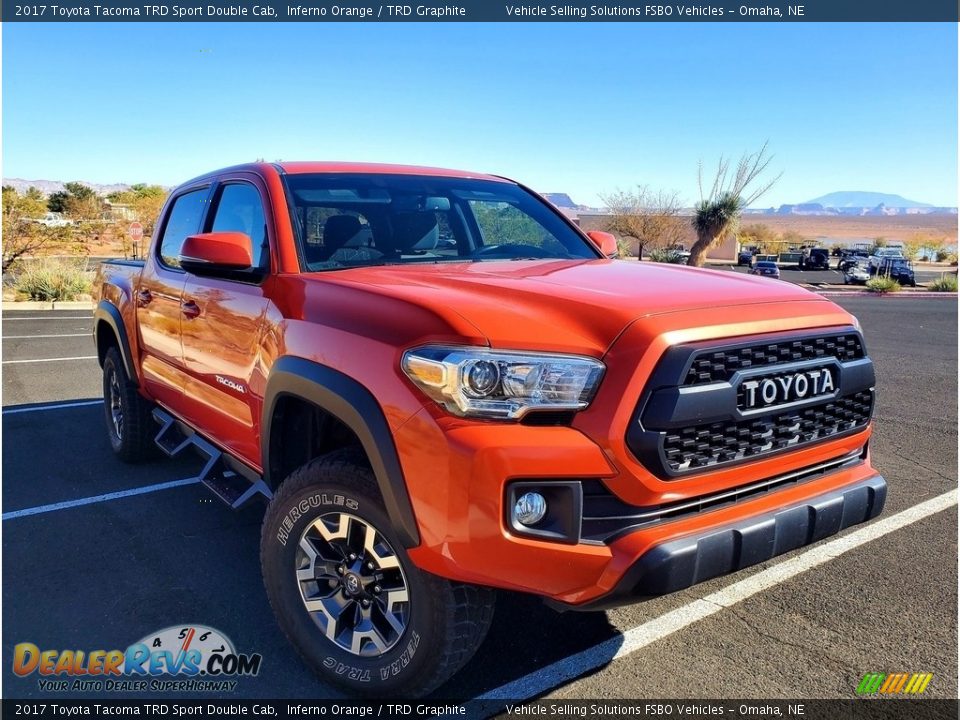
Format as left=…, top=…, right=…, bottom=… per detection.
left=295, top=512, right=410, bottom=657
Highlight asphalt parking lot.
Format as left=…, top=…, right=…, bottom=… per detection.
left=721, top=262, right=956, bottom=288
left=2, top=297, right=957, bottom=705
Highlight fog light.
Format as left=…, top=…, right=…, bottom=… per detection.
left=514, top=492, right=547, bottom=526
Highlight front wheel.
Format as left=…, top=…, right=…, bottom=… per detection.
left=260, top=450, right=495, bottom=697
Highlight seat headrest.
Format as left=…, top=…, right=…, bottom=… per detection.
left=323, top=215, right=363, bottom=253
left=393, top=213, right=439, bottom=253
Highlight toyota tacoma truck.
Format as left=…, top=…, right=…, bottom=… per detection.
left=93, top=162, right=885, bottom=697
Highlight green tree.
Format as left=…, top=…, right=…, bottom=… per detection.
left=48, top=181, right=102, bottom=220
left=688, top=143, right=780, bottom=267
left=600, top=186, right=685, bottom=260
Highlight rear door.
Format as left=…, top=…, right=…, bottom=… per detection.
left=178, top=175, right=274, bottom=469
left=136, top=186, right=211, bottom=408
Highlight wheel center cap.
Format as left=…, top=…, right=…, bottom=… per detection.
left=343, top=573, right=362, bottom=596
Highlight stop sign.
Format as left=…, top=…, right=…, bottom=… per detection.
left=128, top=222, right=144, bottom=241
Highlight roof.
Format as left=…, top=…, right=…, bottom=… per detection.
left=277, top=161, right=510, bottom=182
left=177, top=161, right=513, bottom=190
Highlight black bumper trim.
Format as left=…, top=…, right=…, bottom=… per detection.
left=554, top=473, right=886, bottom=612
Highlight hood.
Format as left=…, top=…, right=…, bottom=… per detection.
left=321, top=259, right=827, bottom=355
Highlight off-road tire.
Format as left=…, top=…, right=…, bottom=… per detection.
left=102, top=346, right=156, bottom=462
left=261, top=449, right=496, bottom=697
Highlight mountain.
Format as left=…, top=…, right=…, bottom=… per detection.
left=805, top=191, right=932, bottom=208
left=3, top=178, right=134, bottom=196
left=543, top=193, right=579, bottom=209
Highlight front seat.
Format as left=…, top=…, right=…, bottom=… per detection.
left=392, top=213, right=439, bottom=254
left=304, top=215, right=362, bottom=265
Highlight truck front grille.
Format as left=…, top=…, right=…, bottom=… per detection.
left=627, top=328, right=875, bottom=479
left=685, top=333, right=864, bottom=385
left=662, top=391, right=874, bottom=473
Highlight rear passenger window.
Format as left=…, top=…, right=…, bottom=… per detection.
left=211, top=183, right=269, bottom=269
left=158, top=189, right=209, bottom=269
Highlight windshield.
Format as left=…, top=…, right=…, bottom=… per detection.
left=283, top=174, right=599, bottom=271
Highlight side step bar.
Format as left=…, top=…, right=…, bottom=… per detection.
left=152, top=408, right=272, bottom=509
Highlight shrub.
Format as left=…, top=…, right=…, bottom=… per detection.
left=648, top=248, right=688, bottom=264
left=865, top=277, right=900, bottom=294
left=14, top=258, right=92, bottom=301
left=928, top=275, right=958, bottom=292
left=936, top=250, right=951, bottom=263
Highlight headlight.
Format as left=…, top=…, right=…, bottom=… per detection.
left=401, top=346, right=605, bottom=420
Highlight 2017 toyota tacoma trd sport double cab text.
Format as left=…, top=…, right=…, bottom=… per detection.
left=93, top=162, right=885, bottom=696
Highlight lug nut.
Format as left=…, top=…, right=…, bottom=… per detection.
left=349, top=553, right=357, bottom=561
left=367, top=562, right=375, bottom=570
left=373, top=585, right=381, bottom=594
left=337, top=565, right=345, bottom=574
left=361, top=599, right=370, bottom=607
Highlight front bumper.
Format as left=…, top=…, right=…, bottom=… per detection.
left=550, top=472, right=886, bottom=611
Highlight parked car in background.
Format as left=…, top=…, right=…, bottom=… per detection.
left=874, top=257, right=917, bottom=286
left=868, top=247, right=905, bottom=273
left=800, top=247, right=830, bottom=271
left=737, top=249, right=754, bottom=266
left=843, top=264, right=871, bottom=285
left=838, top=249, right=870, bottom=272
left=749, top=260, right=780, bottom=279
left=31, top=211, right=73, bottom=227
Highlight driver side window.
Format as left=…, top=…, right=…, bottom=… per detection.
left=210, top=183, right=268, bottom=269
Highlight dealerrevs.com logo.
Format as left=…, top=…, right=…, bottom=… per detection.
left=13, top=625, right=262, bottom=693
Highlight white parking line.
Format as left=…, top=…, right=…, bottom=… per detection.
left=477, top=488, right=958, bottom=702
left=2, top=355, right=98, bottom=365
left=2, top=316, right=92, bottom=321
left=2, top=333, right=90, bottom=339
left=3, top=399, right=103, bottom=415
left=2, top=477, right=202, bottom=521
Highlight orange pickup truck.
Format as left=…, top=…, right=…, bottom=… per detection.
left=93, top=162, right=884, bottom=697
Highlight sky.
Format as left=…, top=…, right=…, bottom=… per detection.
left=2, top=22, right=957, bottom=207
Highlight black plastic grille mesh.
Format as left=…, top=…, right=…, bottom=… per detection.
left=662, top=391, right=873, bottom=473
left=684, top=334, right=864, bottom=386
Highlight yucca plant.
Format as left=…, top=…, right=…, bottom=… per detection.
left=688, top=143, right=780, bottom=267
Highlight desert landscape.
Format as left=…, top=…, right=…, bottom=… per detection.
left=733, top=213, right=958, bottom=245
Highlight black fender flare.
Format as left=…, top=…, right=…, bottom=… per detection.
left=262, top=357, right=421, bottom=548
left=94, top=301, right=138, bottom=386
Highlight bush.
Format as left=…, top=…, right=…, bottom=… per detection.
left=928, top=275, right=958, bottom=292
left=865, top=277, right=900, bottom=294
left=14, top=259, right=92, bottom=301
left=935, top=250, right=951, bottom=263
left=648, top=248, right=688, bottom=264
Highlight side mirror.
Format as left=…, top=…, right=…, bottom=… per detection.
left=586, top=231, right=619, bottom=258
left=179, top=232, right=254, bottom=274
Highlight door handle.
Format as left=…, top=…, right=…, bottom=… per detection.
left=136, top=289, right=152, bottom=307
left=181, top=300, right=201, bottom=319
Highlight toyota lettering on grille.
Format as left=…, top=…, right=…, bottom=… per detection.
left=739, top=367, right=836, bottom=411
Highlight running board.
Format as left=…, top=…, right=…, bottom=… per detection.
left=152, top=408, right=273, bottom=509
